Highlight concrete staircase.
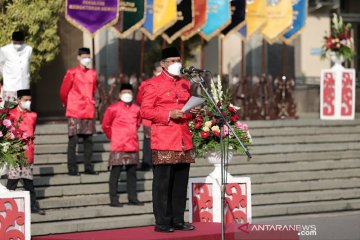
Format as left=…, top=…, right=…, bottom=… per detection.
left=2, top=118, right=360, bottom=236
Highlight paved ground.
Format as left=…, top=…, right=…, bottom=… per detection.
left=253, top=210, right=360, bottom=240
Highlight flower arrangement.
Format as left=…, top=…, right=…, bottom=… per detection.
left=0, top=102, right=30, bottom=171
left=189, top=79, right=252, bottom=157
left=321, top=13, right=356, bottom=61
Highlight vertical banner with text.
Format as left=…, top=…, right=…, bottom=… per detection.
left=282, top=0, right=307, bottom=43
left=181, top=0, right=207, bottom=41
left=163, top=0, right=194, bottom=44
left=221, top=0, right=246, bottom=36
left=65, top=0, right=119, bottom=35
left=239, top=0, right=267, bottom=40
left=261, top=0, right=293, bottom=44
left=112, top=0, right=146, bottom=38
left=141, top=0, right=177, bottom=40
left=200, top=0, right=231, bottom=41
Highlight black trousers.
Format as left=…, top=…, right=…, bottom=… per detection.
left=142, top=137, right=152, bottom=169
left=109, top=164, right=137, bottom=202
left=67, top=134, right=93, bottom=172
left=6, top=179, right=37, bottom=208
left=152, top=163, right=190, bottom=226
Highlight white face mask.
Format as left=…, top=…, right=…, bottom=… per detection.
left=13, top=44, right=24, bottom=51
left=120, top=93, right=133, bottom=103
left=167, top=62, right=182, bottom=76
left=80, top=58, right=92, bottom=68
left=108, top=77, right=116, bottom=85
left=20, top=100, right=31, bottom=111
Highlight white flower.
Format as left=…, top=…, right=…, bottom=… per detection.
left=211, top=125, right=220, bottom=133
left=202, top=126, right=210, bottom=132
left=204, top=121, right=212, bottom=128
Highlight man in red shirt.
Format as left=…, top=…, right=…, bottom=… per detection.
left=6, top=89, right=45, bottom=215
left=60, top=48, right=98, bottom=176
left=141, top=47, right=199, bottom=232
left=102, top=83, right=143, bottom=207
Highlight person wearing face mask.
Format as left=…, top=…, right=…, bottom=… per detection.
left=6, top=89, right=45, bottom=215
left=141, top=47, right=200, bottom=233
left=0, top=31, right=32, bottom=106
left=136, top=62, right=162, bottom=172
left=60, top=47, right=98, bottom=176
left=102, top=83, right=143, bottom=207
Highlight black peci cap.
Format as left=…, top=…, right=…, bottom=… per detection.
left=161, top=47, right=180, bottom=60
left=78, top=47, right=91, bottom=55
left=12, top=31, right=25, bottom=41
left=17, top=89, right=31, bottom=98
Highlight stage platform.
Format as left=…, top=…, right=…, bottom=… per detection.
left=33, top=223, right=299, bottom=240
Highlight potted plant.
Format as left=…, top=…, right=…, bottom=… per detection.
left=189, top=79, right=252, bottom=177
left=321, top=13, right=356, bottom=67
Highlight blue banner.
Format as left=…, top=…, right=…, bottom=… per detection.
left=282, top=0, right=307, bottom=43
left=200, top=0, right=231, bottom=41
left=142, top=0, right=154, bottom=36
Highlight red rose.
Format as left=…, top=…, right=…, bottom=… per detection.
left=222, top=112, right=227, bottom=117
left=212, top=118, right=217, bottom=125
left=217, top=101, right=221, bottom=107
left=213, top=131, right=220, bottom=137
left=195, top=116, right=203, bottom=122
left=230, top=115, right=239, bottom=122
left=194, top=121, right=203, bottom=129
left=207, top=112, right=213, bottom=117
left=201, top=131, right=210, bottom=139
left=228, top=106, right=235, bottom=113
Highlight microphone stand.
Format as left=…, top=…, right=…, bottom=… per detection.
left=188, top=72, right=252, bottom=240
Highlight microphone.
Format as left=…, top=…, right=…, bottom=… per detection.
left=180, top=66, right=208, bottom=75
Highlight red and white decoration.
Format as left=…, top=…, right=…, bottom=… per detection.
left=0, top=186, right=31, bottom=240
left=188, top=175, right=252, bottom=224
left=320, top=65, right=356, bottom=120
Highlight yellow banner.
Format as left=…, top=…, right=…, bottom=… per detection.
left=244, top=0, right=267, bottom=39
left=262, top=0, right=293, bottom=44
left=154, top=0, right=177, bottom=37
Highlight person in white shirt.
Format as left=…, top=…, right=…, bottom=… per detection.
left=0, top=31, right=32, bottom=105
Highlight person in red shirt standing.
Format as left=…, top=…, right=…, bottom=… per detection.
left=60, top=48, right=98, bottom=176
left=136, top=62, right=162, bottom=171
left=141, top=47, right=199, bottom=232
left=102, top=83, right=143, bottom=207
left=6, top=89, right=45, bottom=215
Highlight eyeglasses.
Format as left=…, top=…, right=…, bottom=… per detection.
left=164, top=59, right=181, bottom=63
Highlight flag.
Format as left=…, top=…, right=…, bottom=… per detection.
left=200, top=0, right=231, bottom=41
left=112, top=0, right=146, bottom=38
left=282, top=0, right=307, bottom=43
left=221, top=0, right=246, bottom=36
left=262, top=0, right=293, bottom=44
left=141, top=0, right=177, bottom=40
left=65, top=0, right=119, bottom=35
left=239, top=0, right=267, bottom=39
left=181, top=0, right=207, bottom=41
left=163, top=0, right=194, bottom=44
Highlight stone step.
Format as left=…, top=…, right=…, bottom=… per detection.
left=33, top=177, right=360, bottom=210
left=34, top=149, right=360, bottom=165
left=31, top=212, right=155, bottom=236
left=30, top=167, right=360, bottom=199
left=253, top=198, right=360, bottom=218
left=31, top=158, right=360, bottom=186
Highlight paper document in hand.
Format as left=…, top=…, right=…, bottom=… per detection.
left=182, top=96, right=205, bottom=113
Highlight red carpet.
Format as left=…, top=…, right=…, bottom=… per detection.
left=33, top=223, right=299, bottom=240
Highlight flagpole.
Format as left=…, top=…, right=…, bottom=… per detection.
left=219, top=36, right=223, bottom=77
left=180, top=40, right=185, bottom=60
left=118, top=38, right=123, bottom=75
left=200, top=37, right=204, bottom=69
left=92, top=36, right=96, bottom=68
left=282, top=42, right=287, bottom=76
left=261, top=39, right=266, bottom=76
left=140, top=33, right=145, bottom=76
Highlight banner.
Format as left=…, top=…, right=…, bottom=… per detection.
left=112, top=0, right=146, bottom=38
left=238, top=0, right=267, bottom=39
left=65, top=0, right=119, bottom=35
left=181, top=0, right=207, bottom=41
left=221, top=0, right=246, bottom=36
left=162, top=0, right=194, bottom=44
left=282, top=0, right=307, bottom=43
left=262, top=0, right=293, bottom=44
left=141, top=0, right=177, bottom=40
left=200, top=0, right=231, bottom=41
